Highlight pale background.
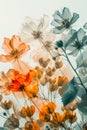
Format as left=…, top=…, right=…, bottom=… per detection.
left=0, top=0, right=87, bottom=127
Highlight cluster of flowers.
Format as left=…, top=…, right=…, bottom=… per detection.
left=0, top=7, right=87, bottom=130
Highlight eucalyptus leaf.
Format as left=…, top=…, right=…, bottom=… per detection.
left=62, top=78, right=78, bottom=106
left=77, top=94, right=87, bottom=115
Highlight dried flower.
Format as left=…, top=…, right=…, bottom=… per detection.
left=1, top=100, right=13, bottom=110
left=46, top=67, right=55, bottom=76
left=25, top=81, right=39, bottom=98
left=4, top=114, right=19, bottom=130
left=24, top=121, right=40, bottom=130
left=39, top=58, right=50, bottom=68
left=20, top=105, right=35, bottom=118
left=58, top=76, right=68, bottom=86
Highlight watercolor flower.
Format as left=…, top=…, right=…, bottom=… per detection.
left=66, top=28, right=87, bottom=56
left=19, top=15, right=49, bottom=43
left=0, top=35, right=30, bottom=74
left=4, top=114, right=19, bottom=130
left=20, top=105, right=35, bottom=118
left=1, top=100, right=13, bottom=110
left=7, top=70, right=35, bottom=92
left=24, top=121, right=40, bottom=130
left=0, top=35, right=30, bottom=62
left=52, top=7, right=79, bottom=33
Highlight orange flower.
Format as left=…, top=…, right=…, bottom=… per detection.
left=25, top=81, right=39, bottom=98
left=64, top=110, right=77, bottom=123
left=39, top=111, right=51, bottom=122
left=51, top=112, right=65, bottom=125
left=58, top=76, right=68, bottom=86
left=24, top=121, right=40, bottom=130
left=0, top=35, right=30, bottom=62
left=7, top=70, right=34, bottom=92
left=20, top=105, right=35, bottom=117
left=47, top=102, right=56, bottom=114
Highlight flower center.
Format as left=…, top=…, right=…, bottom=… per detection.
left=62, top=19, right=70, bottom=28
left=20, top=85, right=25, bottom=91
left=32, top=31, right=43, bottom=39
left=73, top=40, right=82, bottom=49
left=10, top=50, right=19, bottom=58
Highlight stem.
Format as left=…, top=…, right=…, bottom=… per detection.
left=40, top=39, right=66, bottom=77
left=40, top=39, right=53, bottom=57
left=62, top=48, right=87, bottom=92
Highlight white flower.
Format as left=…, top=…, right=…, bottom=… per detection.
left=19, top=15, right=49, bottom=43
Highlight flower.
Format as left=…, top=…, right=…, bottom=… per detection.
left=64, top=110, right=77, bottom=123
left=1, top=100, right=13, bottom=110
left=19, top=15, right=49, bottom=43
left=7, top=69, right=35, bottom=92
left=25, top=81, right=39, bottom=98
left=58, top=76, right=68, bottom=86
left=4, top=114, right=19, bottom=130
left=20, top=105, right=35, bottom=118
left=66, top=28, right=87, bottom=56
left=0, top=69, right=16, bottom=94
left=51, top=112, right=65, bottom=126
left=52, top=7, right=79, bottom=34
left=24, top=121, right=40, bottom=130
left=0, top=35, right=30, bottom=74
left=0, top=35, right=30, bottom=62
left=30, top=31, right=57, bottom=65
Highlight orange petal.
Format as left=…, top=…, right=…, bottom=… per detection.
left=2, top=38, right=12, bottom=54
left=18, top=43, right=30, bottom=56
left=0, top=55, right=13, bottom=62
left=11, top=35, right=22, bottom=49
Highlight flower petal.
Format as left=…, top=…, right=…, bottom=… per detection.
left=70, top=13, right=79, bottom=25
left=37, top=15, right=49, bottom=31
left=11, top=35, right=22, bottom=49
left=18, top=43, right=30, bottom=56
left=62, top=7, right=71, bottom=20
left=2, top=38, right=12, bottom=54
left=77, top=28, right=86, bottom=42
left=0, top=55, right=13, bottom=62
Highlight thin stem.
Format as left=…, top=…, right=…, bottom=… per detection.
left=40, top=39, right=53, bottom=57
left=40, top=39, right=66, bottom=77
left=62, top=48, right=87, bottom=92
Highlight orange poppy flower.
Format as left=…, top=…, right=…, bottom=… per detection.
left=7, top=70, right=35, bottom=92
left=0, top=35, right=30, bottom=62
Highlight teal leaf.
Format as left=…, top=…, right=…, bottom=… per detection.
left=77, top=94, right=87, bottom=115
left=62, top=78, right=78, bottom=106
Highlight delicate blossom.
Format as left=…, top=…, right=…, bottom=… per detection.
left=19, top=15, right=49, bottom=43
left=52, top=7, right=79, bottom=34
